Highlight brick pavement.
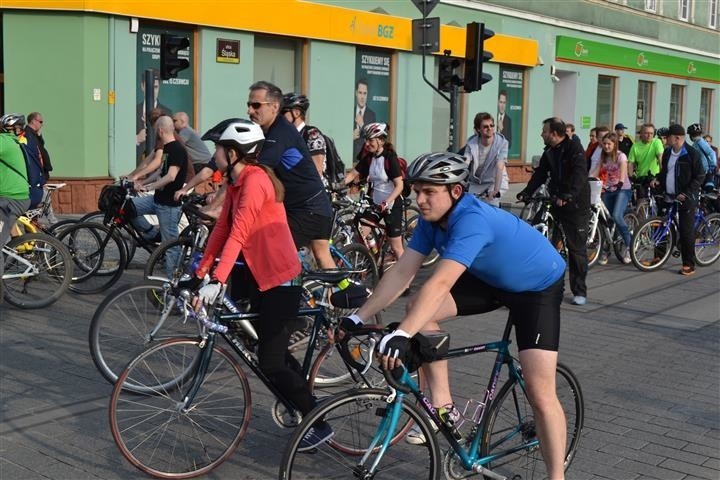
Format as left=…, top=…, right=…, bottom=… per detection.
left=1, top=219, right=718, bottom=479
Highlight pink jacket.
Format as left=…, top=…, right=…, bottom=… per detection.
left=197, top=165, right=300, bottom=291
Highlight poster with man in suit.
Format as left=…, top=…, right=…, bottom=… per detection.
left=353, top=49, right=391, bottom=162
left=498, top=66, right=525, bottom=161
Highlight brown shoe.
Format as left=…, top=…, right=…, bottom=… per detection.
left=679, top=266, right=696, bottom=276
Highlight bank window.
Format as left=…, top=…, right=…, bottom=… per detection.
left=636, top=81, right=654, bottom=132
left=644, top=0, right=657, bottom=12
left=669, top=84, right=685, bottom=125
left=596, top=76, right=616, bottom=130
left=678, top=0, right=690, bottom=21
left=253, top=36, right=302, bottom=94
left=710, top=0, right=718, bottom=28
left=700, top=88, right=713, bottom=132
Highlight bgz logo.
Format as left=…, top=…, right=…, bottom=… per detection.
left=378, top=24, right=394, bottom=39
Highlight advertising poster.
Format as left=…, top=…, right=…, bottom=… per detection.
left=497, top=65, right=524, bottom=161
left=353, top=49, right=392, bottom=162
left=136, top=25, right=194, bottom=163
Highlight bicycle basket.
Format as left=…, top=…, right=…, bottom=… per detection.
left=588, top=179, right=603, bottom=205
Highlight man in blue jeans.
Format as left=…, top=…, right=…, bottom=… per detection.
left=124, top=115, right=188, bottom=275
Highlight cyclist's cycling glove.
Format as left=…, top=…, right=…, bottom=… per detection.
left=378, top=329, right=411, bottom=362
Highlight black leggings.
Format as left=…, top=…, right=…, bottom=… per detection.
left=235, top=268, right=316, bottom=416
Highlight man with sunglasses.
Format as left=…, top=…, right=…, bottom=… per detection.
left=461, top=112, right=509, bottom=206
left=247, top=81, right=334, bottom=269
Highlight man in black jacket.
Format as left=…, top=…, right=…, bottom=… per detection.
left=519, top=117, right=590, bottom=305
left=652, top=124, right=705, bottom=276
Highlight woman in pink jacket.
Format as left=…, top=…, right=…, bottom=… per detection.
left=185, top=118, right=332, bottom=450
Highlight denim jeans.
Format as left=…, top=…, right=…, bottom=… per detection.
left=131, top=196, right=182, bottom=276
left=602, top=189, right=632, bottom=247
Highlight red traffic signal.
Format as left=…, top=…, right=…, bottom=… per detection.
left=160, top=34, right=190, bottom=80
left=463, top=22, right=494, bottom=93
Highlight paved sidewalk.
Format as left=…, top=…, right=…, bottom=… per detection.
left=1, top=211, right=719, bottom=479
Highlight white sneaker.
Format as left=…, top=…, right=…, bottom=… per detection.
left=622, top=247, right=632, bottom=264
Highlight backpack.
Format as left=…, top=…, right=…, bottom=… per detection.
left=0, top=138, right=45, bottom=208
left=384, top=155, right=411, bottom=197
left=322, top=134, right=345, bottom=184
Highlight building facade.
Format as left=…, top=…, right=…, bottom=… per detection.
left=1, top=0, right=717, bottom=212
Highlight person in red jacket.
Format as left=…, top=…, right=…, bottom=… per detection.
left=183, top=118, right=333, bottom=450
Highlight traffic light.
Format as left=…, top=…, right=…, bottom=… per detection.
left=438, top=57, right=462, bottom=92
left=160, top=34, right=190, bottom=80
left=463, top=22, right=494, bottom=92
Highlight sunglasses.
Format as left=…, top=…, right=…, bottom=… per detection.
left=247, top=101, right=273, bottom=109
left=480, top=124, right=495, bottom=129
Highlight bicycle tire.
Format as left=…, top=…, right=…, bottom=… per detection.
left=110, top=338, right=252, bottom=478
left=144, top=237, right=203, bottom=282
left=404, top=214, right=440, bottom=268
left=337, top=242, right=380, bottom=290
left=694, top=212, right=720, bottom=266
left=2, top=233, right=73, bottom=309
left=80, top=211, right=136, bottom=266
left=45, top=218, right=78, bottom=237
left=89, top=282, right=202, bottom=385
left=308, top=341, right=425, bottom=397
left=586, top=219, right=605, bottom=269
left=57, top=222, right=127, bottom=294
left=279, top=388, right=441, bottom=479
left=630, top=216, right=674, bottom=272
left=480, top=363, right=584, bottom=479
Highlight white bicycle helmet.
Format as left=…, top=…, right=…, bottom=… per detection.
left=202, top=118, right=264, bottom=155
left=406, top=152, right=470, bottom=190
left=362, top=122, right=389, bottom=140
left=0, top=113, right=26, bottom=132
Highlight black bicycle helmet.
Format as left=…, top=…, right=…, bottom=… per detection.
left=406, top=152, right=470, bottom=190
left=0, top=113, right=26, bottom=132
left=656, top=127, right=669, bottom=138
left=202, top=118, right=264, bottom=155
left=362, top=122, right=389, bottom=140
left=281, top=93, right=309, bottom=113
left=687, top=123, right=703, bottom=137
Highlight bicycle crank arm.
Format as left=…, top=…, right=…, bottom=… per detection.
left=472, top=464, right=507, bottom=480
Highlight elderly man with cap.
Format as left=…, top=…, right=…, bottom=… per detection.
left=651, top=124, right=705, bottom=276
left=614, top=123, right=634, bottom=156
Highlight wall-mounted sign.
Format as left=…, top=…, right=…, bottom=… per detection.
left=217, top=39, right=240, bottom=64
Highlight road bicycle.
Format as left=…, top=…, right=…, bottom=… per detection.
left=630, top=194, right=720, bottom=271
left=280, top=319, right=584, bottom=479
left=107, top=271, right=399, bottom=478
left=1, top=231, right=73, bottom=309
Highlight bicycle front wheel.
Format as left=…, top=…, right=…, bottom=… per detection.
left=630, top=216, right=673, bottom=271
left=145, top=237, right=203, bottom=282
left=279, top=388, right=441, bottom=479
left=2, top=233, right=73, bottom=309
left=480, top=363, right=584, bottom=479
left=89, top=282, right=201, bottom=385
left=585, top=220, right=605, bottom=269
left=694, top=213, right=720, bottom=266
left=110, top=338, right=252, bottom=479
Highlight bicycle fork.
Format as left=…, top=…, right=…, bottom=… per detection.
left=179, top=333, right=217, bottom=412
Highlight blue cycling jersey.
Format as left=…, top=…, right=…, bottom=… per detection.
left=408, top=194, right=566, bottom=292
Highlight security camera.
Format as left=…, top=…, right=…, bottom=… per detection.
left=551, top=75, right=560, bottom=83
left=550, top=65, right=557, bottom=76
left=537, top=56, right=545, bottom=66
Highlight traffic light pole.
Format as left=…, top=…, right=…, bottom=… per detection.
left=144, top=69, right=155, bottom=157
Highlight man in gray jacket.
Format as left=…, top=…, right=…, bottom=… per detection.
left=462, top=112, right=509, bottom=206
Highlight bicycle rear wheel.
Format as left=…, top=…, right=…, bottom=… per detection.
left=2, top=233, right=73, bottom=309
left=630, top=216, right=673, bottom=272
left=58, top=222, right=127, bottom=294
left=110, top=338, right=252, bottom=479
left=585, top=221, right=605, bottom=269
left=279, top=388, right=441, bottom=479
left=89, top=282, right=201, bottom=385
left=336, top=242, right=380, bottom=290
left=694, top=213, right=720, bottom=266
left=80, top=210, right=137, bottom=266
left=480, top=363, right=584, bottom=479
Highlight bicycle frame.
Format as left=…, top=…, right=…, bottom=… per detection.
left=364, top=323, right=531, bottom=477
left=1, top=245, right=40, bottom=280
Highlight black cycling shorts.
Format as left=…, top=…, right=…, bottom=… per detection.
left=372, top=197, right=403, bottom=238
left=449, top=272, right=564, bottom=351
left=287, top=211, right=332, bottom=249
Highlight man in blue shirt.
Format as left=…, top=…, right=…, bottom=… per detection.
left=687, top=123, right=717, bottom=191
left=340, top=152, right=568, bottom=478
